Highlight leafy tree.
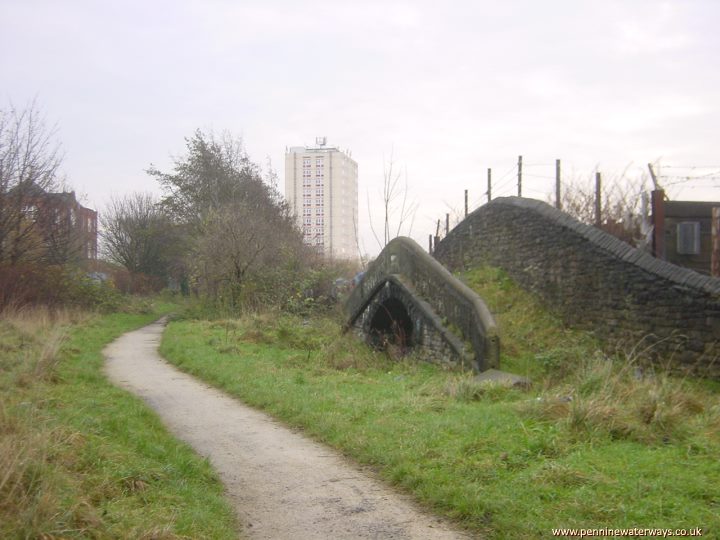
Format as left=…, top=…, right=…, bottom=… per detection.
left=149, top=130, right=306, bottom=308
left=148, top=130, right=282, bottom=228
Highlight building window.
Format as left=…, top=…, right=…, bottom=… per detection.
left=315, top=170, right=323, bottom=178
left=22, top=205, right=38, bottom=220
left=303, top=199, right=311, bottom=207
left=316, top=217, right=323, bottom=225
left=303, top=207, right=312, bottom=216
left=316, top=198, right=324, bottom=206
left=316, top=157, right=323, bottom=167
left=303, top=157, right=311, bottom=168
left=304, top=217, right=312, bottom=225
left=316, top=207, right=324, bottom=216
left=315, top=177, right=323, bottom=186
left=315, top=188, right=323, bottom=196
left=677, top=222, right=701, bottom=255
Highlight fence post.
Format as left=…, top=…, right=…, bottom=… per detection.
left=487, top=168, right=492, bottom=202
left=555, top=159, right=561, bottom=209
left=648, top=163, right=660, bottom=190
left=712, top=207, right=720, bottom=277
left=445, top=213, right=450, bottom=235
left=651, top=190, right=666, bottom=260
left=595, top=171, right=602, bottom=226
left=517, top=155, right=523, bottom=197
left=428, top=234, right=433, bottom=254
left=464, top=189, right=468, bottom=217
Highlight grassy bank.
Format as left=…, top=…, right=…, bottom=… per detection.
left=0, top=304, right=239, bottom=539
left=160, top=269, right=719, bottom=538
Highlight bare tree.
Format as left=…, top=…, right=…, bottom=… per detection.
left=0, top=102, right=63, bottom=265
left=100, top=192, right=180, bottom=279
left=368, top=149, right=418, bottom=250
left=191, top=198, right=303, bottom=306
left=555, top=169, right=649, bottom=246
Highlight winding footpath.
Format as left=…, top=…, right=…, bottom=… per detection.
left=103, top=319, right=470, bottom=540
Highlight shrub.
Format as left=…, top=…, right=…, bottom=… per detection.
left=0, top=264, right=124, bottom=312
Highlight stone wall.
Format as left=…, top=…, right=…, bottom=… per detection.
left=345, top=237, right=500, bottom=371
left=433, top=197, right=720, bottom=376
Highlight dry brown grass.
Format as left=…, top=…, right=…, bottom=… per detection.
left=0, top=306, right=92, bottom=537
left=2, top=304, right=90, bottom=334
left=0, top=405, right=64, bottom=535
left=1, top=306, right=90, bottom=386
left=523, top=350, right=718, bottom=444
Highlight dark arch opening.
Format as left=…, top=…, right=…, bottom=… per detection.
left=368, top=297, right=413, bottom=353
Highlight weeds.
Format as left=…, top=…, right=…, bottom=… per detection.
left=460, top=266, right=719, bottom=445
left=460, top=266, right=599, bottom=380
left=1, top=306, right=84, bottom=387
left=444, top=374, right=518, bottom=402
left=0, top=306, right=238, bottom=539
left=522, top=346, right=717, bottom=445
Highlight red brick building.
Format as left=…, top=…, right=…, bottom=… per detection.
left=651, top=190, right=720, bottom=277
left=29, top=189, right=98, bottom=262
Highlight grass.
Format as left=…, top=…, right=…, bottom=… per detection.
left=159, top=271, right=720, bottom=539
left=460, top=266, right=601, bottom=381
left=0, top=302, right=239, bottom=539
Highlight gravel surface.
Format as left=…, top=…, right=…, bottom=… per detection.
left=103, top=319, right=471, bottom=540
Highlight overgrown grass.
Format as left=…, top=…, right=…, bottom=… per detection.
left=461, top=266, right=601, bottom=381
left=0, top=303, right=239, bottom=539
left=159, top=270, right=720, bottom=538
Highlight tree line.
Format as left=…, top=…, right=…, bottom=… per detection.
left=0, top=102, right=349, bottom=312
left=103, top=129, right=325, bottom=311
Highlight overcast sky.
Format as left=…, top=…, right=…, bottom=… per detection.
left=2, top=0, right=719, bottom=256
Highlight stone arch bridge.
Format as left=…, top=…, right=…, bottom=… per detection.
left=344, top=237, right=499, bottom=372
left=347, top=197, right=720, bottom=377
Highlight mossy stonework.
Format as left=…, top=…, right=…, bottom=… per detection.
left=434, top=197, right=720, bottom=377
left=345, top=237, right=499, bottom=371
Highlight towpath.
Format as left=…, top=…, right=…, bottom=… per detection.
left=103, top=319, right=469, bottom=540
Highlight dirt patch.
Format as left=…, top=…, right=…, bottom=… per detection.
left=104, top=319, right=470, bottom=539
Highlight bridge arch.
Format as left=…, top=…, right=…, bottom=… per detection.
left=368, top=296, right=413, bottom=350
left=345, top=237, right=500, bottom=371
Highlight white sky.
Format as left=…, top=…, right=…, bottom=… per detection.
left=2, top=0, right=719, bottom=256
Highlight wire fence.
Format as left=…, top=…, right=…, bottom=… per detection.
left=429, top=156, right=720, bottom=246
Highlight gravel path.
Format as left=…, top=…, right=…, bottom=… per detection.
left=103, top=319, right=470, bottom=540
